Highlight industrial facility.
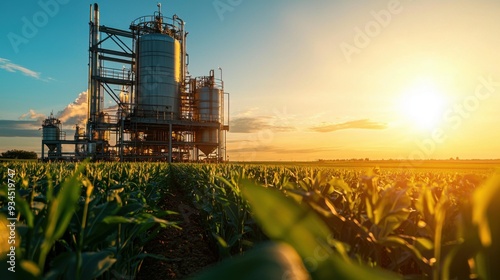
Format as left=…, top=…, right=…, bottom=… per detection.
left=41, top=3, right=229, bottom=162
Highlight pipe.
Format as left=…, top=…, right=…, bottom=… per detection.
left=88, top=3, right=100, bottom=142
left=94, top=3, right=101, bottom=116
left=87, top=4, right=93, bottom=139
left=184, top=32, right=188, bottom=77
left=210, top=69, right=215, bottom=86
left=218, top=67, right=223, bottom=91
left=168, top=123, right=172, bottom=163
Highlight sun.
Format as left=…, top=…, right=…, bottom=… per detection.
left=398, top=79, right=448, bottom=130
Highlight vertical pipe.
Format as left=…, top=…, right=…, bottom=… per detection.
left=168, top=123, right=172, bottom=163
left=91, top=4, right=97, bottom=128
left=87, top=4, right=93, bottom=140
left=94, top=3, right=101, bottom=117
left=218, top=128, right=222, bottom=163
left=227, top=92, right=230, bottom=127
left=218, top=67, right=223, bottom=91
left=225, top=92, right=230, bottom=162
left=120, top=118, right=124, bottom=161
left=182, top=21, right=188, bottom=80
left=41, top=142, right=45, bottom=162
left=57, top=143, right=62, bottom=158
left=88, top=3, right=100, bottom=142
left=183, top=31, right=187, bottom=78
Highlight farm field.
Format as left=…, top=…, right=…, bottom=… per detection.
left=237, top=159, right=500, bottom=171
left=1, top=161, right=500, bottom=279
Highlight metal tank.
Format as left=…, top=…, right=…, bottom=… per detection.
left=42, top=113, right=62, bottom=152
left=196, top=129, right=218, bottom=156
left=194, top=74, right=223, bottom=156
left=195, top=87, right=222, bottom=122
left=137, top=33, right=181, bottom=118
left=42, top=126, right=60, bottom=141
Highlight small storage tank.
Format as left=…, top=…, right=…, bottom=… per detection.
left=195, top=87, right=222, bottom=122
left=88, top=142, right=96, bottom=154
left=196, top=129, right=218, bottom=156
left=42, top=125, right=60, bottom=141
left=137, top=33, right=181, bottom=118
left=42, top=113, right=62, bottom=152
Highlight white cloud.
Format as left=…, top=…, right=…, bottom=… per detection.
left=56, top=91, right=88, bottom=126
left=230, top=116, right=295, bottom=133
left=0, top=57, right=41, bottom=80
left=19, top=109, right=47, bottom=122
left=0, top=120, right=40, bottom=137
left=310, top=119, right=388, bottom=133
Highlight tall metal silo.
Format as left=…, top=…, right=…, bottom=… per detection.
left=42, top=120, right=60, bottom=152
left=194, top=72, right=223, bottom=157
left=41, top=113, right=65, bottom=160
left=135, top=17, right=182, bottom=119
left=196, top=86, right=222, bottom=122
left=80, top=3, right=230, bottom=162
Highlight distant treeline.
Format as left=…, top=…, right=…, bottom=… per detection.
left=1, top=149, right=38, bottom=159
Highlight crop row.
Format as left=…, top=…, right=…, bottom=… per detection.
left=172, top=164, right=499, bottom=279
left=0, top=162, right=175, bottom=280
left=1, top=162, right=499, bottom=279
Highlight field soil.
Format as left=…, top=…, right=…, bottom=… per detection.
left=136, top=187, right=218, bottom=279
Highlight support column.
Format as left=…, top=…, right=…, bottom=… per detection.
left=168, top=123, right=172, bottom=163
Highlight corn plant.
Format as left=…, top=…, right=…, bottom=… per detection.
left=0, top=162, right=176, bottom=280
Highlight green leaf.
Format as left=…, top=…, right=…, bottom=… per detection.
left=240, top=179, right=401, bottom=280
left=19, top=260, right=41, bottom=279
left=472, top=173, right=500, bottom=247
left=39, top=168, right=82, bottom=270
left=415, top=237, right=433, bottom=251
left=372, top=188, right=411, bottom=239
left=190, top=242, right=310, bottom=280
left=102, top=216, right=133, bottom=224
left=46, top=251, right=116, bottom=280
left=471, top=172, right=500, bottom=279
left=15, top=194, right=34, bottom=228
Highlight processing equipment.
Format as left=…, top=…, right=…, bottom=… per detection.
left=41, top=3, right=230, bottom=162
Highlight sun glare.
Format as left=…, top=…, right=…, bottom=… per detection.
left=398, top=79, right=448, bottom=130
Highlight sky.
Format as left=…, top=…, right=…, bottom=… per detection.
left=1, top=0, right=500, bottom=161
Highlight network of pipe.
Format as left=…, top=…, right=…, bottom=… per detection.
left=41, top=3, right=229, bottom=162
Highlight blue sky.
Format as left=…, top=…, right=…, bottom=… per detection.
left=2, top=0, right=500, bottom=160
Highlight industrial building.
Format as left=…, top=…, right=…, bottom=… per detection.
left=41, top=3, right=229, bottom=162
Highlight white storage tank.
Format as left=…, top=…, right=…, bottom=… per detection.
left=196, top=129, right=218, bottom=156
left=137, top=33, right=181, bottom=118
left=195, top=87, right=222, bottom=122
left=42, top=113, right=62, bottom=152
left=42, top=125, right=59, bottom=141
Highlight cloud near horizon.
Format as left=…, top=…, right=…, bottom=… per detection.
left=230, top=116, right=295, bottom=133
left=4, top=89, right=119, bottom=138
left=0, top=58, right=41, bottom=80
left=0, top=120, right=40, bottom=137
left=19, top=109, right=47, bottom=122
left=228, top=144, right=340, bottom=155
left=310, top=119, right=387, bottom=133
left=56, top=91, right=88, bottom=127
left=2, top=90, right=89, bottom=138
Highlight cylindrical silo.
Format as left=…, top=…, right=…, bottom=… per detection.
left=137, top=33, right=181, bottom=118
left=42, top=125, right=60, bottom=141
left=42, top=125, right=60, bottom=152
left=196, top=129, right=218, bottom=156
left=42, top=114, right=61, bottom=152
left=195, top=87, right=222, bottom=122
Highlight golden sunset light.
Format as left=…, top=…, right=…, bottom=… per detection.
left=2, top=2, right=500, bottom=279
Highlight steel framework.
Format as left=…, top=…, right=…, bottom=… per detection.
left=41, top=3, right=229, bottom=162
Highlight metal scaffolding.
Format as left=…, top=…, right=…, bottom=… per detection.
left=41, top=3, right=229, bottom=162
